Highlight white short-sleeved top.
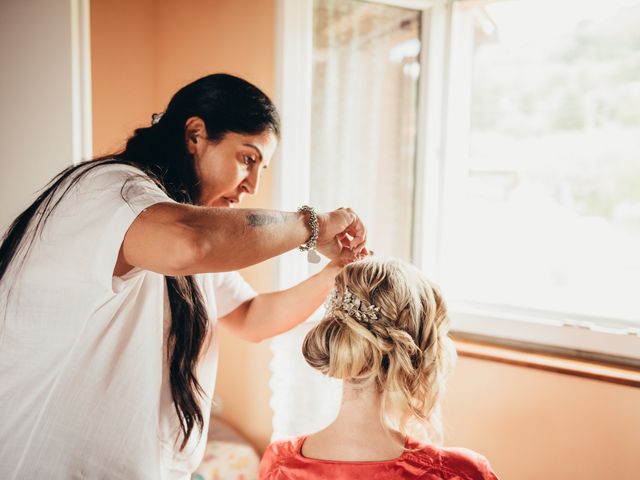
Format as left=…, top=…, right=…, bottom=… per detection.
left=0, top=163, right=256, bottom=479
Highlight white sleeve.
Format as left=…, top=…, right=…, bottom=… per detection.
left=38, top=163, right=176, bottom=290
left=211, top=271, right=257, bottom=318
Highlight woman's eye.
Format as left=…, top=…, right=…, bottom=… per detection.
left=242, top=155, right=256, bottom=166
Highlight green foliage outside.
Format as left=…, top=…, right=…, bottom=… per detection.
left=470, top=6, right=640, bottom=222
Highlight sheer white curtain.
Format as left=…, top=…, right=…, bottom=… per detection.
left=310, top=0, right=421, bottom=260
left=271, top=0, right=423, bottom=440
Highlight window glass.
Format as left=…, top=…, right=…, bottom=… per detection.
left=442, top=0, right=640, bottom=326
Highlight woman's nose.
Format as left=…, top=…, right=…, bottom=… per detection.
left=241, top=169, right=261, bottom=195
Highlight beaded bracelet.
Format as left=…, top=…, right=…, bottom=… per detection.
left=298, top=205, right=320, bottom=263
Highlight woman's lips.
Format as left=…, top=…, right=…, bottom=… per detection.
left=210, top=196, right=239, bottom=207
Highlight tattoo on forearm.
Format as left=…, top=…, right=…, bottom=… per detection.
left=246, top=212, right=294, bottom=227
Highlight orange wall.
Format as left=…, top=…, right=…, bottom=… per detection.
left=91, top=0, right=276, bottom=450
left=443, top=357, right=640, bottom=479
left=91, top=0, right=156, bottom=156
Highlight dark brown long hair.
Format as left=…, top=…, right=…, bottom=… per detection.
left=0, top=73, right=280, bottom=449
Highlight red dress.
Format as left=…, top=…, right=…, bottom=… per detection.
left=259, top=436, right=499, bottom=480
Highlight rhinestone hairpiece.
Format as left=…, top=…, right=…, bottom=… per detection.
left=325, top=286, right=380, bottom=322
left=151, top=112, right=164, bottom=125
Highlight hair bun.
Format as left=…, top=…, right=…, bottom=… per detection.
left=302, top=313, right=386, bottom=383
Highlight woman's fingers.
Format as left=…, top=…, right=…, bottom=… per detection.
left=342, top=209, right=366, bottom=252
left=318, top=208, right=368, bottom=255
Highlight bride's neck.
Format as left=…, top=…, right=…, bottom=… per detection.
left=302, top=380, right=405, bottom=461
left=329, top=381, right=400, bottom=442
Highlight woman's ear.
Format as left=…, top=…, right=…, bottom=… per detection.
left=184, top=116, right=207, bottom=154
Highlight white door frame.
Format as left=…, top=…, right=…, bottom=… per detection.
left=71, top=0, right=93, bottom=164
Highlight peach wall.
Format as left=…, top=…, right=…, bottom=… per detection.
left=443, top=357, right=640, bottom=479
left=91, top=0, right=276, bottom=452
left=153, top=0, right=276, bottom=107
left=91, top=0, right=156, bottom=156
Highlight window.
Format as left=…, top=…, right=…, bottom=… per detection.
left=439, top=0, right=640, bottom=362
left=310, top=0, right=421, bottom=260
left=271, top=0, right=640, bottom=439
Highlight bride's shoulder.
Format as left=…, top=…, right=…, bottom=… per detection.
left=406, top=438, right=499, bottom=480
left=262, top=436, right=303, bottom=461
left=259, top=436, right=304, bottom=479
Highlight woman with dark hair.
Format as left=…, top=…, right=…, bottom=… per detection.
left=0, top=73, right=367, bottom=479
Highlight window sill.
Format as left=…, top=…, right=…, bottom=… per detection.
left=453, top=336, right=640, bottom=388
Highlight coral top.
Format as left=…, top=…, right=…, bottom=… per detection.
left=260, top=436, right=499, bottom=480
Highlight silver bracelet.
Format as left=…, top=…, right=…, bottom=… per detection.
left=298, top=205, right=320, bottom=264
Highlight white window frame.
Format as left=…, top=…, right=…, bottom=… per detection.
left=273, top=0, right=640, bottom=368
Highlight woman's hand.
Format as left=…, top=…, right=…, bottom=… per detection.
left=326, top=245, right=373, bottom=269
left=315, top=208, right=367, bottom=261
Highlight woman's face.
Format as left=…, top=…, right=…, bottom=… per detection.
left=188, top=123, right=278, bottom=207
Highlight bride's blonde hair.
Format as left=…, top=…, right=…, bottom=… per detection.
left=302, top=257, right=456, bottom=442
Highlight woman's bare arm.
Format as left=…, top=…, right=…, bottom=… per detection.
left=117, top=203, right=363, bottom=276
left=218, top=262, right=344, bottom=342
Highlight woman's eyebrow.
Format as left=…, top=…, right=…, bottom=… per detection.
left=242, top=143, right=263, bottom=161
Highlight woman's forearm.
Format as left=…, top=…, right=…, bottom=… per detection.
left=122, top=202, right=362, bottom=277
left=122, top=203, right=312, bottom=276
left=188, top=206, right=311, bottom=273
left=237, top=263, right=341, bottom=342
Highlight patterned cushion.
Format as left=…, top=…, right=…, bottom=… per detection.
left=192, top=418, right=259, bottom=480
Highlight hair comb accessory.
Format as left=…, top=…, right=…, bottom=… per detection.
left=151, top=112, right=164, bottom=125
left=325, top=286, right=380, bottom=322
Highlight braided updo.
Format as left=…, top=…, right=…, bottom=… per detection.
left=302, top=257, right=456, bottom=441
